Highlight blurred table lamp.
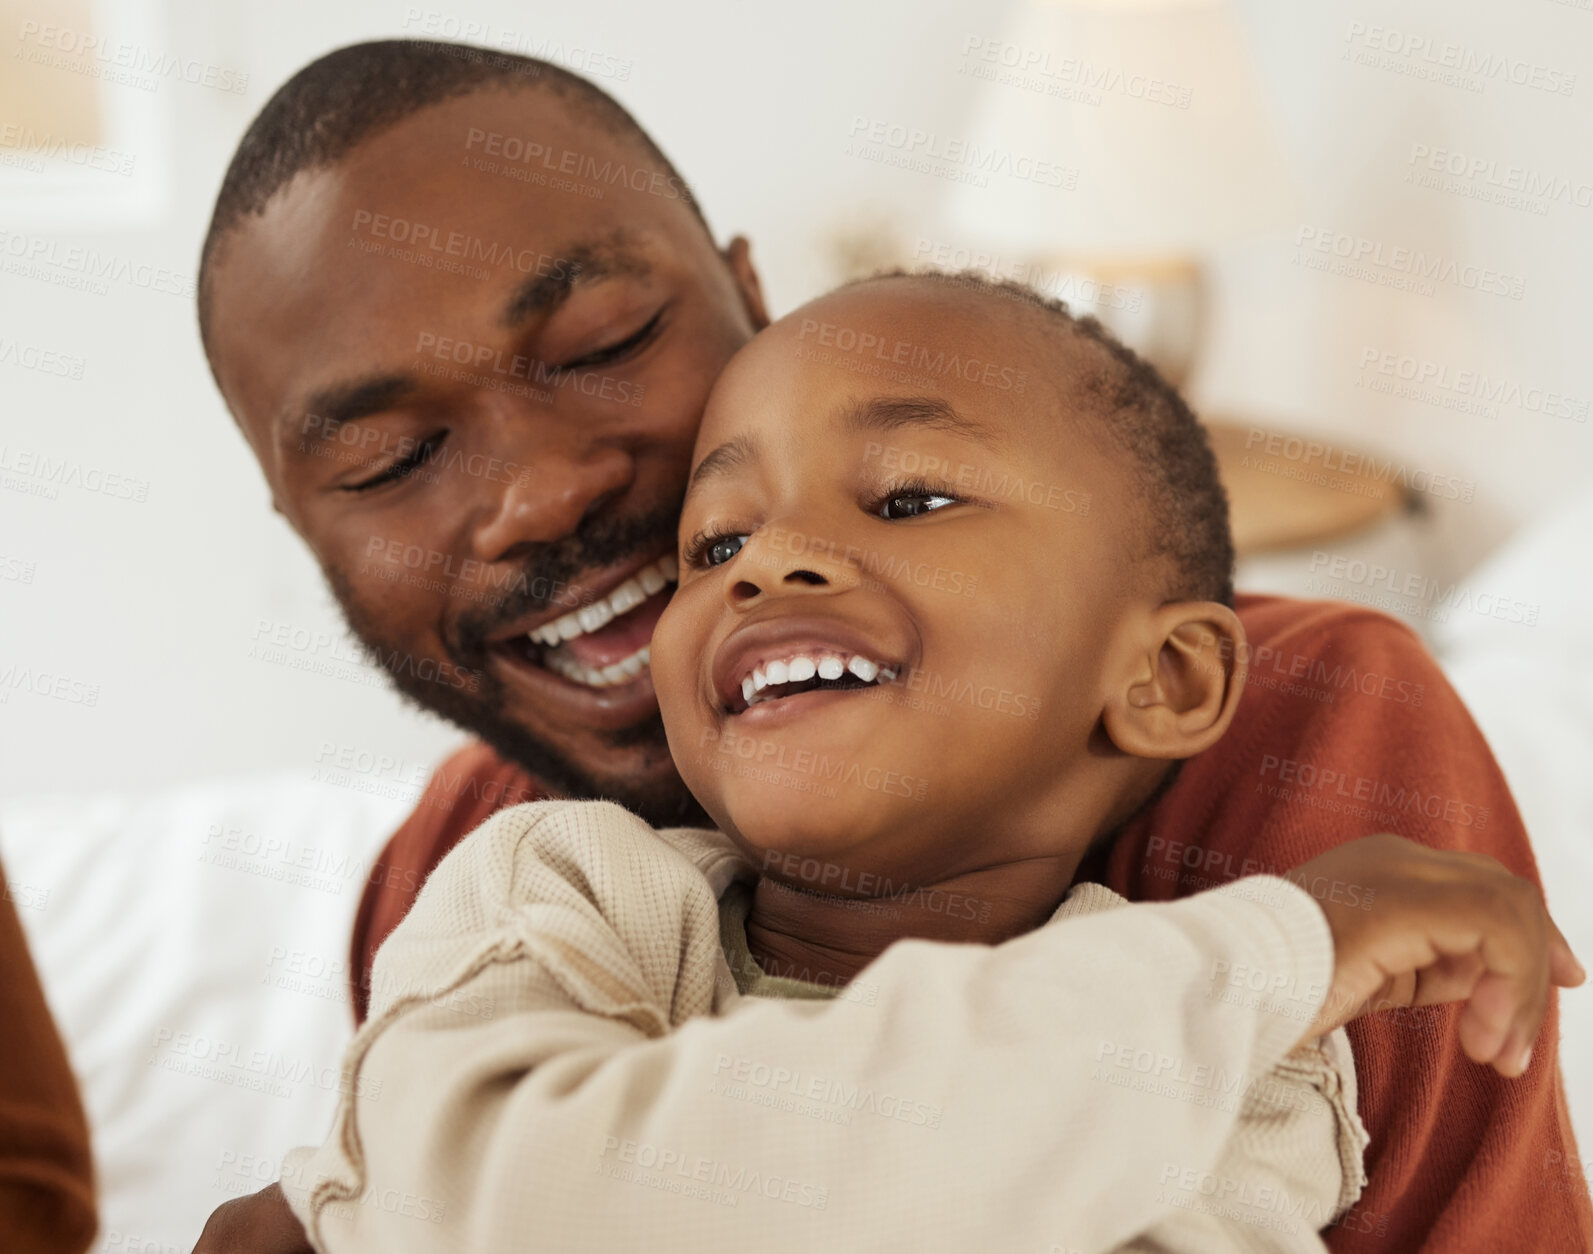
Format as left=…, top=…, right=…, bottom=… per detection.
left=945, top=0, right=1403, bottom=551
left=947, top=0, right=1293, bottom=387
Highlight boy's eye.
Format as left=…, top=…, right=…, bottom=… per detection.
left=682, top=524, right=755, bottom=570
left=878, top=491, right=958, bottom=520
left=705, top=534, right=748, bottom=566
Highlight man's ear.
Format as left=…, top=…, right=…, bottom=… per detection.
left=723, top=235, right=770, bottom=330
left=1101, top=602, right=1247, bottom=760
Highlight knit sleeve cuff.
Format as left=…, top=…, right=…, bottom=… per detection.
left=1185, top=875, right=1336, bottom=1071
left=277, top=1146, right=321, bottom=1245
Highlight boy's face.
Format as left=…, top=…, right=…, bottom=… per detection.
left=652, top=280, right=1153, bottom=887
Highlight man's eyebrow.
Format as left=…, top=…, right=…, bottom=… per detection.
left=685, top=434, right=760, bottom=502
left=841, top=394, right=1001, bottom=443
left=500, top=235, right=653, bottom=329
left=281, top=374, right=417, bottom=447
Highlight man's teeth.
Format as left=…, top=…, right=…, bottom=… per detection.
left=544, top=642, right=651, bottom=689
left=738, top=651, right=898, bottom=709
left=528, top=554, right=679, bottom=647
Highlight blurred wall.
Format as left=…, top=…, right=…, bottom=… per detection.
left=2, top=0, right=1589, bottom=796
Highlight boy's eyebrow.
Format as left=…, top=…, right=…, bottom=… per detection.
left=685, top=433, right=759, bottom=501
left=684, top=395, right=1002, bottom=500
left=841, top=394, right=1001, bottom=443
left=500, top=234, right=652, bottom=328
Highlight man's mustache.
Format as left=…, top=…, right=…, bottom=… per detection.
left=453, top=497, right=682, bottom=661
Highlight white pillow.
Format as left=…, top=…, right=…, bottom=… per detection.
left=1430, top=482, right=1593, bottom=1150
left=0, top=773, right=409, bottom=1254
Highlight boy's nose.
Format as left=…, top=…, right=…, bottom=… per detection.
left=726, top=531, right=862, bottom=605
left=728, top=566, right=825, bottom=602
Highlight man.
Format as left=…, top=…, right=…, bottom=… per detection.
left=193, top=40, right=1590, bottom=1253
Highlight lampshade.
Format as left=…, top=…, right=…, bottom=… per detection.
left=944, top=0, right=1296, bottom=257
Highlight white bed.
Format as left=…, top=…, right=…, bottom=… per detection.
left=0, top=775, right=408, bottom=1253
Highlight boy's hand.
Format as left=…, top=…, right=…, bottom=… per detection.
left=191, top=1183, right=312, bottom=1254
left=1289, top=833, right=1584, bottom=1075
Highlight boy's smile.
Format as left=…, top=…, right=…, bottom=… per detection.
left=715, top=622, right=903, bottom=718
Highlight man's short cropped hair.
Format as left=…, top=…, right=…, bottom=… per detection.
left=197, top=38, right=707, bottom=355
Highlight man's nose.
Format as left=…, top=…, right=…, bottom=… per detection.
left=467, top=440, right=634, bottom=564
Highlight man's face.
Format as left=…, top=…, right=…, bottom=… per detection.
left=206, top=87, right=765, bottom=823
left=652, top=280, right=1143, bottom=887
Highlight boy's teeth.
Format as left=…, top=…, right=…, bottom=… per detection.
left=737, top=650, right=897, bottom=708
left=527, top=555, right=677, bottom=646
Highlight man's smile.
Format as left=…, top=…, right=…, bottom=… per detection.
left=520, top=551, right=679, bottom=689
left=485, top=550, right=679, bottom=725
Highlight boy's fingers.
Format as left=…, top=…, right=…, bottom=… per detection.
left=1547, top=918, right=1586, bottom=987
left=1454, top=880, right=1552, bottom=1076
left=1506, top=978, right=1549, bottom=1075
left=1457, top=970, right=1519, bottom=1066
left=1301, top=836, right=1570, bottom=1074
left=1408, top=952, right=1484, bottom=1008
left=1495, top=1026, right=1536, bottom=1078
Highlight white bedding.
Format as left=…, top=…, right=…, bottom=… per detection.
left=0, top=775, right=409, bottom=1253
left=1427, top=483, right=1593, bottom=1156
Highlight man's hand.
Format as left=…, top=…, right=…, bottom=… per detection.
left=192, top=1183, right=312, bottom=1254
left=1291, top=833, right=1585, bottom=1074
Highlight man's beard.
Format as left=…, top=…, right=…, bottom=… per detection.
left=325, top=501, right=710, bottom=829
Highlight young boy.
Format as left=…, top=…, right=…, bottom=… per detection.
left=278, top=273, right=1581, bottom=1252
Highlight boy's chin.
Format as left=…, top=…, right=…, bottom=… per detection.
left=714, top=794, right=908, bottom=885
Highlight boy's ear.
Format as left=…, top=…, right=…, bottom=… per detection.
left=723, top=236, right=770, bottom=330
left=1101, top=602, right=1247, bottom=760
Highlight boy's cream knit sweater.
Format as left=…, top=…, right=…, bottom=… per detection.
left=283, top=800, right=1367, bottom=1253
